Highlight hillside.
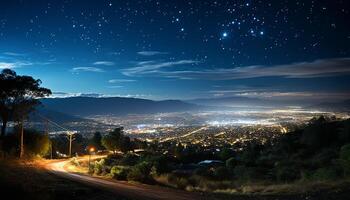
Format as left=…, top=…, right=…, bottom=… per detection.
left=40, top=97, right=203, bottom=117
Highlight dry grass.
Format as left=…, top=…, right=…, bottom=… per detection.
left=153, top=172, right=350, bottom=197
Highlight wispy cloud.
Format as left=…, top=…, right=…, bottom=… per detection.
left=108, top=79, right=136, bottom=83
left=106, top=85, right=124, bottom=88
left=109, top=52, right=121, bottom=55
left=71, top=67, right=105, bottom=73
left=234, top=91, right=350, bottom=100
left=122, top=60, right=199, bottom=76
left=137, top=51, right=168, bottom=56
left=93, top=61, right=115, bottom=66
left=51, top=92, right=151, bottom=99
left=0, top=62, right=16, bottom=69
left=208, top=88, right=350, bottom=101
left=123, top=57, right=350, bottom=80
left=2, top=52, right=26, bottom=57
left=0, top=61, right=33, bottom=69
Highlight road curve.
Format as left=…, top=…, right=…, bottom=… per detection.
left=45, top=158, right=217, bottom=200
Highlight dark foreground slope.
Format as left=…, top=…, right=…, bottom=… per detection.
left=0, top=160, right=131, bottom=200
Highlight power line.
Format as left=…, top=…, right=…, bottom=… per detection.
left=33, top=111, right=76, bottom=157
left=33, top=111, right=72, bottom=132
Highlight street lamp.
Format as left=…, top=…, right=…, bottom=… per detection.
left=88, top=147, right=95, bottom=173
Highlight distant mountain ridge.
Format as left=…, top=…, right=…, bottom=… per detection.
left=308, top=99, right=350, bottom=111
left=40, top=97, right=203, bottom=117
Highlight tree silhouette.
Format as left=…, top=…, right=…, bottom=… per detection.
left=0, top=69, right=17, bottom=137
left=90, top=131, right=103, bottom=150
left=101, top=127, right=132, bottom=153
left=0, top=69, right=51, bottom=157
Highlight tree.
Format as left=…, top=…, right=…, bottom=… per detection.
left=219, top=147, right=234, bottom=161
left=0, top=69, right=17, bottom=137
left=102, top=128, right=122, bottom=153
left=0, top=69, right=51, bottom=157
left=90, top=131, right=103, bottom=150
left=22, top=129, right=50, bottom=157
left=2, top=128, right=50, bottom=157
left=101, top=127, right=132, bottom=153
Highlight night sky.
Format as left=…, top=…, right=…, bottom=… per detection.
left=0, top=0, right=349, bottom=102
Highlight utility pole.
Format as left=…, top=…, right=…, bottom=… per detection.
left=19, top=121, right=24, bottom=158
left=88, top=147, right=95, bottom=173
left=67, top=132, right=74, bottom=157
left=50, top=142, right=53, bottom=159
left=44, top=119, right=53, bottom=159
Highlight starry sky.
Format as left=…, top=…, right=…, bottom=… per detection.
left=0, top=0, right=349, bottom=102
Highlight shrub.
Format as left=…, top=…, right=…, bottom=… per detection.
left=194, top=167, right=211, bottom=177
left=339, top=144, right=350, bottom=176
left=110, top=165, right=130, bottom=180
left=127, top=161, right=152, bottom=183
left=275, top=165, right=300, bottom=182
left=154, top=174, right=191, bottom=190
left=226, top=157, right=237, bottom=170
left=149, top=155, right=171, bottom=175
left=219, top=148, right=234, bottom=161
left=233, top=165, right=262, bottom=182
left=312, top=167, right=339, bottom=181
left=213, top=166, right=230, bottom=179
left=70, top=157, right=80, bottom=166
left=93, top=159, right=106, bottom=175
left=119, top=153, right=139, bottom=166
left=171, top=176, right=190, bottom=189
left=311, top=148, right=338, bottom=166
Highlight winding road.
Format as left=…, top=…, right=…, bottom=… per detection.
left=45, top=157, right=217, bottom=200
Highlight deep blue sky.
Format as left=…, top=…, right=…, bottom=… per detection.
left=0, top=0, right=349, bottom=101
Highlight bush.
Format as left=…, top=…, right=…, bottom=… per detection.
left=194, top=167, right=211, bottom=177
left=226, top=157, right=237, bottom=170
left=119, top=153, right=139, bottom=166
left=275, top=165, right=300, bottom=182
left=312, top=167, right=339, bottom=181
left=127, top=161, right=152, bottom=183
left=213, top=166, right=230, bottom=179
left=70, top=157, right=80, bottom=166
left=339, top=144, right=350, bottom=176
left=93, top=159, right=106, bottom=175
left=110, top=165, right=130, bottom=180
left=149, top=155, right=171, bottom=175
left=311, top=148, right=338, bottom=166
left=154, top=174, right=191, bottom=190
left=219, top=148, right=234, bottom=161
left=234, top=165, right=262, bottom=182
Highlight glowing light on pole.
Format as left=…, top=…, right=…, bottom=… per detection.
left=88, top=147, right=95, bottom=173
